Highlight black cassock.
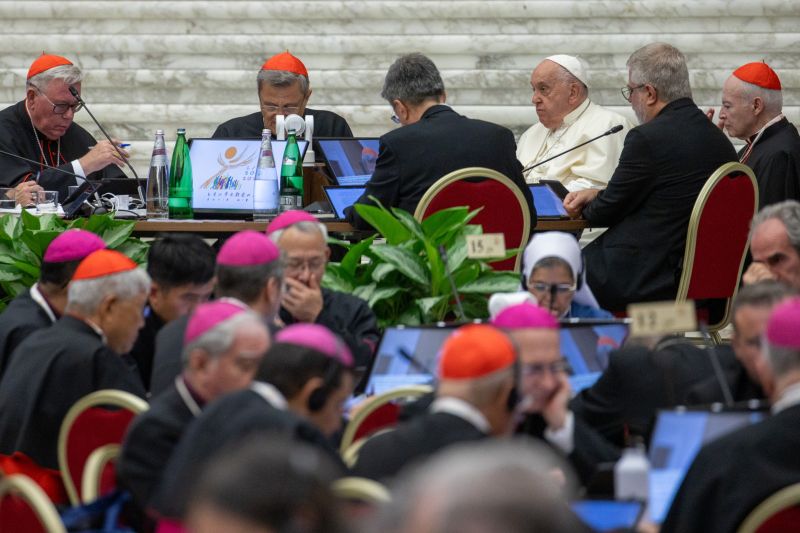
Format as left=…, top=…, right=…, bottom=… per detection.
left=0, top=287, right=55, bottom=379
left=126, top=306, right=166, bottom=392
left=0, top=100, right=125, bottom=199
left=661, top=404, right=800, bottom=533
left=212, top=108, right=353, bottom=143
left=0, top=315, right=145, bottom=469
left=741, top=117, right=800, bottom=208
left=151, top=387, right=343, bottom=519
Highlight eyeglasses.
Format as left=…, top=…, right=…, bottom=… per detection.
left=390, top=114, right=401, bottom=124
left=528, top=282, right=576, bottom=295
left=36, top=88, right=83, bottom=115
left=521, top=359, right=572, bottom=378
left=261, top=104, right=301, bottom=114
left=285, top=257, right=326, bottom=273
left=621, top=84, right=646, bottom=102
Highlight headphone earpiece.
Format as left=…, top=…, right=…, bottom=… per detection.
left=308, top=386, right=328, bottom=412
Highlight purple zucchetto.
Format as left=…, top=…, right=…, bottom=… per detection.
left=217, top=230, right=280, bottom=266
left=43, top=229, right=105, bottom=263
left=184, top=301, right=249, bottom=345
left=275, top=324, right=354, bottom=367
left=266, top=210, right=318, bottom=235
left=766, top=297, right=800, bottom=349
left=490, top=302, right=558, bottom=330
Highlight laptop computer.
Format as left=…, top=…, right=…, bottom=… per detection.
left=571, top=500, right=644, bottom=532
left=323, top=185, right=366, bottom=220
left=530, top=180, right=570, bottom=219
left=559, top=319, right=630, bottom=392
left=317, top=138, right=380, bottom=186
left=647, top=408, right=767, bottom=524
left=188, top=138, right=308, bottom=218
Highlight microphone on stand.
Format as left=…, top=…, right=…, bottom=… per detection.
left=68, top=86, right=145, bottom=203
left=522, top=124, right=625, bottom=174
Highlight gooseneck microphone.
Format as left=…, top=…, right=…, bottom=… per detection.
left=522, top=124, right=625, bottom=174
left=68, top=86, right=145, bottom=203
left=438, top=244, right=466, bottom=321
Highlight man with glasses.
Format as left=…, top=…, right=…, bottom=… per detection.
left=0, top=54, right=127, bottom=200
left=745, top=200, right=800, bottom=289
left=344, top=52, right=535, bottom=230
left=267, top=210, right=379, bottom=370
left=517, top=55, right=633, bottom=191
left=563, top=43, right=736, bottom=311
left=212, top=51, right=352, bottom=142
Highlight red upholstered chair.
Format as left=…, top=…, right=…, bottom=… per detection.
left=737, top=482, right=800, bottom=533
left=414, top=167, right=532, bottom=271
left=0, top=474, right=66, bottom=533
left=675, top=162, right=758, bottom=343
left=0, top=451, right=68, bottom=505
left=57, top=389, right=148, bottom=505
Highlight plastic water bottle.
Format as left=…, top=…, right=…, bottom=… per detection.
left=614, top=441, right=650, bottom=501
left=253, top=129, right=280, bottom=220
left=145, top=130, right=169, bottom=219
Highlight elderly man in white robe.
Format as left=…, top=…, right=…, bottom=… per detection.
left=517, top=55, right=634, bottom=192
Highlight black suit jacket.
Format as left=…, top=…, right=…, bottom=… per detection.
left=345, top=105, right=535, bottom=230
left=741, top=117, right=800, bottom=208
left=0, top=288, right=54, bottom=379
left=149, top=315, right=188, bottom=397
left=352, top=411, right=487, bottom=482
left=661, top=403, right=800, bottom=533
left=570, top=341, right=732, bottom=448
left=582, top=98, right=737, bottom=311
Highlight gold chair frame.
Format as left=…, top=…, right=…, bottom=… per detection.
left=737, top=482, right=800, bottom=533
left=0, top=474, right=67, bottom=533
left=413, top=167, right=532, bottom=273
left=80, top=443, right=121, bottom=504
left=675, top=162, right=758, bottom=344
left=57, top=389, right=148, bottom=505
left=332, top=476, right=392, bottom=504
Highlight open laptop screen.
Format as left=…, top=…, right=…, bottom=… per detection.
left=560, top=320, right=630, bottom=392
left=189, top=138, right=308, bottom=214
left=317, top=138, right=380, bottom=186
left=323, top=186, right=366, bottom=220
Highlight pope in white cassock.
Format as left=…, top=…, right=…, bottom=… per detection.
left=517, top=55, right=634, bottom=192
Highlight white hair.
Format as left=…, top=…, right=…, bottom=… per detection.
left=737, top=78, right=783, bottom=115
left=27, top=64, right=84, bottom=90
left=269, top=220, right=327, bottom=244
left=66, top=268, right=150, bottom=316
left=181, top=310, right=265, bottom=367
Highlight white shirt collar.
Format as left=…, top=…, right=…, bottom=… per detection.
left=175, top=376, right=202, bottom=417
left=557, top=98, right=591, bottom=130
left=29, top=283, right=56, bottom=323
left=772, top=381, right=800, bottom=414
left=431, top=396, right=491, bottom=434
left=250, top=381, right=288, bottom=410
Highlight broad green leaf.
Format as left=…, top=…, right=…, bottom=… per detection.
left=322, top=264, right=355, bottom=292
left=20, top=209, right=40, bottom=230
left=368, top=286, right=403, bottom=307
left=371, top=245, right=429, bottom=286
left=353, top=203, right=412, bottom=245
left=82, top=214, right=113, bottom=234
left=114, top=240, right=150, bottom=264
left=11, top=260, right=39, bottom=278
left=370, top=262, right=396, bottom=283
left=0, top=267, right=23, bottom=282
left=421, top=206, right=471, bottom=242
left=452, top=262, right=481, bottom=286
left=37, top=214, right=65, bottom=231
left=101, top=220, right=136, bottom=248
left=447, top=234, right=468, bottom=272
left=461, top=296, right=490, bottom=320
left=390, top=208, right=425, bottom=240
left=417, top=295, right=448, bottom=320
left=422, top=239, right=444, bottom=295
left=340, top=234, right=376, bottom=277
left=396, top=306, right=422, bottom=327
left=459, top=272, right=520, bottom=294
left=0, top=214, right=21, bottom=241
left=354, top=282, right=377, bottom=303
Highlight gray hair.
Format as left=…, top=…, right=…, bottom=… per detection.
left=439, top=366, right=515, bottom=408
left=737, top=79, right=783, bottom=116
left=627, top=42, right=692, bottom=103
left=554, top=66, right=588, bottom=101
left=257, top=69, right=310, bottom=95
left=27, top=64, right=84, bottom=90
left=181, top=310, right=264, bottom=367
left=732, top=281, right=796, bottom=326
left=766, top=343, right=800, bottom=378
left=216, top=259, right=284, bottom=305
left=66, top=268, right=151, bottom=316
left=751, top=200, right=800, bottom=255
left=269, top=220, right=327, bottom=244
left=381, top=53, right=445, bottom=105
left=368, top=440, right=581, bottom=533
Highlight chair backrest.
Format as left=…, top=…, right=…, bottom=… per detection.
left=0, top=474, right=66, bottom=533
left=676, top=162, right=758, bottom=331
left=414, top=167, right=532, bottom=271
left=738, top=482, right=800, bottom=533
left=332, top=476, right=392, bottom=504
left=340, top=385, right=433, bottom=455
left=80, top=444, right=121, bottom=504
left=57, top=389, right=148, bottom=505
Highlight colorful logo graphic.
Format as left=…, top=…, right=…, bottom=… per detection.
left=200, top=146, right=256, bottom=190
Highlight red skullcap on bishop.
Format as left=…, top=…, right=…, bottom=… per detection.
left=261, top=51, right=308, bottom=77
left=72, top=249, right=137, bottom=281
left=733, top=62, right=782, bottom=91
left=438, top=324, right=516, bottom=380
left=27, top=54, right=73, bottom=80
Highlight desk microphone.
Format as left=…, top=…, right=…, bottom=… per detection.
left=68, top=86, right=145, bottom=203
left=522, top=124, right=625, bottom=174
left=699, top=322, right=735, bottom=407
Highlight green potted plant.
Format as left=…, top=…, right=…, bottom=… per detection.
left=323, top=201, right=520, bottom=328
left=0, top=211, right=150, bottom=311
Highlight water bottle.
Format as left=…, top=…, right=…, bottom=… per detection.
left=614, top=440, right=650, bottom=501
left=279, top=129, right=303, bottom=211
left=253, top=129, right=280, bottom=220
left=145, top=129, right=169, bottom=219
left=168, top=128, right=193, bottom=219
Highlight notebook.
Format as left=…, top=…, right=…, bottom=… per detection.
left=323, top=185, right=366, bottom=220
left=317, top=138, right=380, bottom=186
left=647, top=408, right=767, bottom=524
left=529, top=180, right=570, bottom=219
left=188, top=138, right=308, bottom=217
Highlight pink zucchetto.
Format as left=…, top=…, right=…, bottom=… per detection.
left=766, top=297, right=800, bottom=349
left=275, top=324, right=354, bottom=367
left=265, top=210, right=318, bottom=235
left=184, top=301, right=248, bottom=345
left=43, top=229, right=105, bottom=263
left=490, top=302, right=558, bottom=330
left=217, top=230, right=280, bottom=266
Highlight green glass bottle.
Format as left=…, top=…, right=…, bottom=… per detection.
left=168, top=128, right=193, bottom=219
left=279, top=129, right=303, bottom=211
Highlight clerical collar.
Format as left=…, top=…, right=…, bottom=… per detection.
left=29, top=283, right=57, bottom=323
left=175, top=375, right=204, bottom=417
left=75, top=315, right=108, bottom=345
left=250, top=381, right=288, bottom=410
left=772, top=380, right=800, bottom=415
left=741, top=114, right=785, bottom=164
left=431, top=396, right=491, bottom=434
left=558, top=98, right=591, bottom=130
